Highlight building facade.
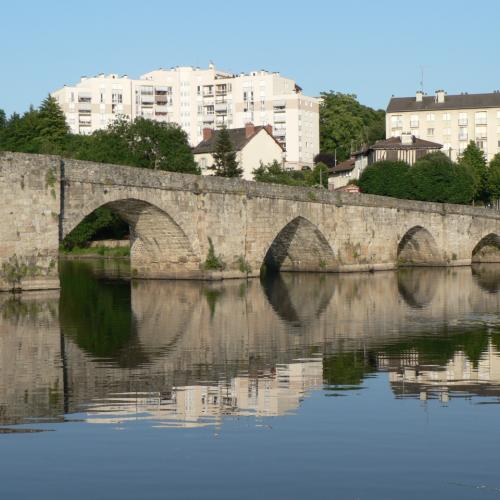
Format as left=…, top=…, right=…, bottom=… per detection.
left=51, top=64, right=319, bottom=169
left=386, top=90, right=500, bottom=162
left=193, top=123, right=284, bottom=181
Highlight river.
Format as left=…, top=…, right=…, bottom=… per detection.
left=1, top=260, right=500, bottom=499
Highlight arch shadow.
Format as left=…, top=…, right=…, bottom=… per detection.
left=471, top=233, right=500, bottom=263
left=65, top=198, right=200, bottom=278
left=263, top=216, right=337, bottom=273
left=397, top=226, right=442, bottom=267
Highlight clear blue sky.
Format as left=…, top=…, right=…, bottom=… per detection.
left=2, top=0, right=500, bottom=116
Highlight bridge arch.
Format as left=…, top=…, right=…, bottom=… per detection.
left=65, top=198, right=201, bottom=279
left=263, top=216, right=337, bottom=273
left=471, top=233, right=500, bottom=263
left=397, top=226, right=442, bottom=267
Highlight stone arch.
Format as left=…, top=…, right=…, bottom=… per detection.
left=397, top=226, right=442, bottom=266
left=263, top=216, right=337, bottom=273
left=471, top=233, right=500, bottom=263
left=66, top=198, right=201, bottom=279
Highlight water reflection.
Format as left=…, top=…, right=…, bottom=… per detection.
left=2, top=262, right=500, bottom=429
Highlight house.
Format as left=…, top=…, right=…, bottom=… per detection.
left=367, top=133, right=443, bottom=164
left=192, top=123, right=284, bottom=180
left=327, top=133, right=442, bottom=191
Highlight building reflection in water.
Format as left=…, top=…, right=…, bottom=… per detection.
left=2, top=262, right=500, bottom=428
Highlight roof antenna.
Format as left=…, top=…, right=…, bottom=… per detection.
left=419, top=65, right=425, bottom=93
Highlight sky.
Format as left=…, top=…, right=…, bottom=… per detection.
left=2, top=0, right=500, bottom=116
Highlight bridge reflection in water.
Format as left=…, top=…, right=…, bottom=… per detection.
left=2, top=262, right=500, bottom=429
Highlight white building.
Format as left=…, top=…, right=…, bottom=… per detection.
left=192, top=123, right=284, bottom=181
left=51, top=64, right=320, bottom=169
left=386, top=90, right=500, bottom=162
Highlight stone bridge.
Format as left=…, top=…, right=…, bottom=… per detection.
left=2, top=151, right=500, bottom=290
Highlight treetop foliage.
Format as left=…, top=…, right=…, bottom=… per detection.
left=319, top=91, right=385, bottom=162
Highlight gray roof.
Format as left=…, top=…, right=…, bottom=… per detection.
left=387, top=92, right=500, bottom=113
left=371, top=136, right=443, bottom=150
left=192, top=127, right=282, bottom=154
left=330, top=158, right=355, bottom=173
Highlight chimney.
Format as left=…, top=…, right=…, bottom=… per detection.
left=245, top=122, right=256, bottom=138
left=435, top=89, right=445, bottom=103
left=401, top=132, right=414, bottom=146
left=416, top=90, right=423, bottom=102
left=264, top=124, right=273, bottom=136
left=203, top=128, right=213, bottom=141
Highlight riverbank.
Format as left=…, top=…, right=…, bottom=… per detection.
left=59, top=245, right=130, bottom=260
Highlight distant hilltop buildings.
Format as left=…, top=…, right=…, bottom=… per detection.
left=51, top=64, right=320, bottom=170
left=386, top=90, right=500, bottom=162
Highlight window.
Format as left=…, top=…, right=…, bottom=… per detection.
left=410, top=115, right=419, bottom=128
left=443, top=128, right=451, bottom=136
left=442, top=112, right=451, bottom=121
left=427, top=128, right=434, bottom=136
left=459, top=112, right=468, bottom=126
left=390, top=115, right=403, bottom=129
left=475, top=111, right=487, bottom=125
left=426, top=113, right=435, bottom=121
left=475, top=125, right=487, bottom=139
left=458, top=127, right=468, bottom=141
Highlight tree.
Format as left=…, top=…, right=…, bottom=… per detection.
left=253, top=160, right=328, bottom=187
left=209, top=126, right=243, bottom=177
left=459, top=141, right=488, bottom=203
left=0, top=109, right=6, bottom=129
left=313, top=152, right=336, bottom=168
left=409, top=152, right=475, bottom=204
left=74, top=117, right=200, bottom=174
left=488, top=153, right=500, bottom=203
left=319, top=91, right=385, bottom=162
left=36, top=95, right=70, bottom=153
left=358, top=160, right=411, bottom=198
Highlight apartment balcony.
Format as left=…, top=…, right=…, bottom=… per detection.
left=78, top=120, right=91, bottom=127
left=274, top=129, right=286, bottom=138
left=78, top=95, right=91, bottom=103
left=203, top=115, right=215, bottom=123
left=274, top=115, right=286, bottom=124
left=214, top=102, right=228, bottom=112
left=141, top=96, right=154, bottom=105
left=475, top=119, right=488, bottom=126
left=475, top=134, right=488, bottom=140
left=78, top=103, right=92, bottom=112
left=458, top=119, right=468, bottom=126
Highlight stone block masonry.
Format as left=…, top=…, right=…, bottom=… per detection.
left=2, top=151, right=500, bottom=290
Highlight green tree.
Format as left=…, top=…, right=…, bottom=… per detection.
left=253, top=160, right=328, bottom=187
left=358, top=160, right=411, bottom=198
left=319, top=91, right=385, bottom=162
left=0, top=109, right=6, bottom=129
left=35, top=95, right=70, bottom=153
left=74, top=117, right=199, bottom=174
left=488, top=153, right=500, bottom=203
left=459, top=141, right=488, bottom=203
left=209, top=126, right=243, bottom=177
left=409, top=152, right=475, bottom=204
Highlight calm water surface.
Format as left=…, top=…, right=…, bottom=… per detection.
left=1, top=261, right=500, bottom=499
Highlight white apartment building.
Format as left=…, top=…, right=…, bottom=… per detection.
left=52, top=64, right=320, bottom=169
left=386, top=90, right=500, bottom=162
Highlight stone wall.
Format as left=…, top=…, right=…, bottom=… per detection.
left=0, top=152, right=60, bottom=291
